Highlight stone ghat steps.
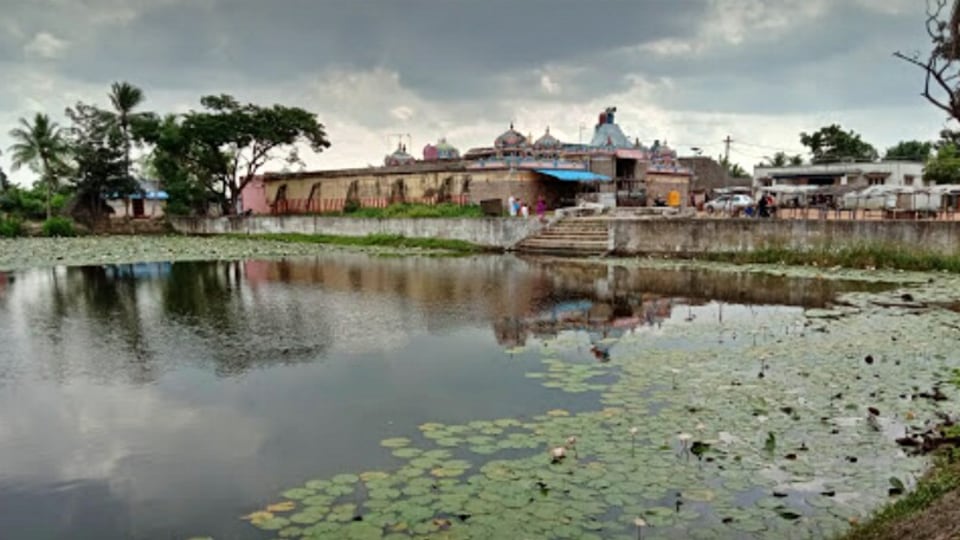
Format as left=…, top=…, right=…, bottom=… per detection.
left=514, top=218, right=610, bottom=256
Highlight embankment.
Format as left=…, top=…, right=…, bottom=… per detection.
left=608, top=218, right=960, bottom=256
left=169, top=216, right=543, bottom=248
left=170, top=216, right=960, bottom=259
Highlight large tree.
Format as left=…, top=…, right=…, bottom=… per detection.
left=799, top=124, right=878, bottom=163
left=64, top=101, right=137, bottom=220
left=923, top=143, right=960, bottom=184
left=0, top=150, right=8, bottom=193
left=180, top=94, right=330, bottom=214
left=894, top=0, right=960, bottom=124
left=885, top=140, right=934, bottom=162
left=7, top=113, right=68, bottom=219
left=136, top=114, right=216, bottom=216
left=106, top=82, right=148, bottom=181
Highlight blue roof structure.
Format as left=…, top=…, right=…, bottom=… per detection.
left=536, top=169, right=611, bottom=182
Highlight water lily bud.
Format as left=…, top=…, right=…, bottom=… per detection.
left=629, top=427, right=639, bottom=436
left=634, top=517, right=647, bottom=527
left=567, top=436, right=577, bottom=446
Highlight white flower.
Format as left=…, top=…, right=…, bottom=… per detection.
left=629, top=427, right=639, bottom=436
left=677, top=433, right=692, bottom=442
left=634, top=517, right=647, bottom=527
left=551, top=446, right=566, bottom=459
left=567, top=436, right=577, bottom=446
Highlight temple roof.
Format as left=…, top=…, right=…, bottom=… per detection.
left=385, top=143, right=416, bottom=166
left=495, top=123, right=527, bottom=148
left=534, top=127, right=562, bottom=148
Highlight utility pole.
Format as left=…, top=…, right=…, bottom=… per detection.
left=722, top=135, right=734, bottom=190
left=723, top=135, right=733, bottom=164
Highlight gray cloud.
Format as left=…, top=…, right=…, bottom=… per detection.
left=0, top=0, right=951, bottom=179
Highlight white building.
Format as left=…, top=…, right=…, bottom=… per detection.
left=753, top=161, right=925, bottom=191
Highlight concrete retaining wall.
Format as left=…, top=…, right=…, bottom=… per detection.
left=610, top=218, right=960, bottom=255
left=170, top=216, right=960, bottom=255
left=169, top=216, right=544, bottom=248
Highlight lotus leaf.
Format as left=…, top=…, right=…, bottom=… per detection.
left=392, top=447, right=421, bottom=459
left=252, top=517, right=290, bottom=531
left=368, top=488, right=401, bottom=500
left=289, top=508, right=326, bottom=524
left=380, top=437, right=412, bottom=448
left=305, top=479, right=330, bottom=491
left=277, top=526, right=303, bottom=538
left=242, top=510, right=274, bottom=523
left=324, top=484, right=355, bottom=497
left=358, top=471, right=390, bottom=483
left=266, top=501, right=296, bottom=513
left=280, top=488, right=314, bottom=500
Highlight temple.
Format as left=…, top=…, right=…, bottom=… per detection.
left=248, top=106, right=692, bottom=215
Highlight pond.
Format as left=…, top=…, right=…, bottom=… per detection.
left=0, top=253, right=956, bottom=539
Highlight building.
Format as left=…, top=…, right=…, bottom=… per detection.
left=250, top=106, right=693, bottom=214
left=106, top=179, right=168, bottom=219
left=752, top=161, right=927, bottom=208
left=754, top=161, right=926, bottom=190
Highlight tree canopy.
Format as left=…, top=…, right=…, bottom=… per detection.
left=7, top=113, right=68, bottom=219
left=884, top=140, right=934, bottom=162
left=64, top=101, right=138, bottom=219
left=923, top=143, right=960, bottom=184
left=140, top=94, right=332, bottom=215
left=799, top=125, right=878, bottom=163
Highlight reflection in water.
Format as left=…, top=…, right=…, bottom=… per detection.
left=0, top=254, right=886, bottom=539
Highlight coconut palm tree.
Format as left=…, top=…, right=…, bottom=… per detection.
left=763, top=151, right=789, bottom=167
left=107, top=81, right=146, bottom=182
left=8, top=113, right=67, bottom=219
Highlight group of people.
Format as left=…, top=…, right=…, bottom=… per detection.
left=507, top=195, right=547, bottom=221
left=755, top=192, right=777, bottom=218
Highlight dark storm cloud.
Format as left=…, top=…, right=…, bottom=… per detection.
left=50, top=0, right=711, bottom=96
left=531, top=1, right=935, bottom=113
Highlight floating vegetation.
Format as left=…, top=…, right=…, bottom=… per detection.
left=243, top=271, right=960, bottom=539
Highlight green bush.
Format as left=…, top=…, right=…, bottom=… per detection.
left=338, top=203, right=483, bottom=219
left=41, top=216, right=76, bottom=237
left=0, top=217, right=23, bottom=238
left=343, top=199, right=361, bottom=214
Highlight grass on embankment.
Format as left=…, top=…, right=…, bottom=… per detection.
left=841, top=453, right=960, bottom=540
left=321, top=203, right=486, bottom=219
left=700, top=244, right=960, bottom=273
left=226, top=233, right=483, bottom=253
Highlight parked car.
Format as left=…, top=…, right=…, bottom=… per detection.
left=705, top=194, right=753, bottom=213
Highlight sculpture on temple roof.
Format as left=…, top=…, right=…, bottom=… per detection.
left=385, top=142, right=416, bottom=167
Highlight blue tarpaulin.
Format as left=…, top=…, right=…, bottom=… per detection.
left=536, top=169, right=611, bottom=182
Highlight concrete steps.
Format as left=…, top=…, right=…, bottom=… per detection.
left=514, top=218, right=610, bottom=256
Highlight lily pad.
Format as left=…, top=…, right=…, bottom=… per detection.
left=380, top=437, right=412, bottom=448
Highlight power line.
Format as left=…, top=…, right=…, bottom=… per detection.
left=733, top=140, right=807, bottom=154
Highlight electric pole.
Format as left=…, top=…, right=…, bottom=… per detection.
left=723, top=135, right=733, bottom=164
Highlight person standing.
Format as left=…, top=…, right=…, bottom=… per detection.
left=520, top=200, right=529, bottom=218
left=536, top=195, right=546, bottom=222
left=507, top=194, right=517, bottom=217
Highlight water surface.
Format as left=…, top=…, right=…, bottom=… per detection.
left=0, top=253, right=885, bottom=539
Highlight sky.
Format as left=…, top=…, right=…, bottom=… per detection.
left=0, top=0, right=951, bottom=185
